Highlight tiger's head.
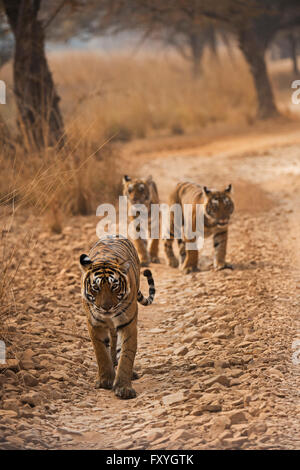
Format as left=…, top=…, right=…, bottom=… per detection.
left=122, top=175, right=152, bottom=206
left=80, top=255, right=131, bottom=319
left=203, top=184, right=234, bottom=227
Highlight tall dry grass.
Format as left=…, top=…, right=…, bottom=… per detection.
left=49, top=49, right=257, bottom=142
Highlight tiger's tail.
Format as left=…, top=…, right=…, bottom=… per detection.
left=137, top=269, right=155, bottom=306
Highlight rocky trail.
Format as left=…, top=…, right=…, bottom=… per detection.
left=0, top=127, right=299, bottom=450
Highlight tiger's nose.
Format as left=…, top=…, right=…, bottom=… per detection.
left=102, top=302, right=113, bottom=311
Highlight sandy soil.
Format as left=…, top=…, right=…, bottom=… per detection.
left=0, top=124, right=299, bottom=450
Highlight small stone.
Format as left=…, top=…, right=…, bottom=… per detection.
left=57, top=427, right=83, bottom=435
left=0, top=359, right=20, bottom=372
left=183, top=333, right=200, bottom=343
left=4, top=436, right=24, bottom=447
left=218, top=430, right=233, bottom=441
left=202, top=402, right=222, bottom=412
left=229, top=369, right=244, bottom=378
left=170, top=429, right=193, bottom=442
left=20, top=392, right=43, bottom=407
left=149, top=328, right=164, bottom=334
left=210, top=415, right=231, bottom=435
left=204, top=374, right=230, bottom=387
left=223, top=436, right=248, bottom=448
left=2, top=399, right=20, bottom=414
left=146, top=431, right=163, bottom=441
left=229, top=411, right=248, bottom=425
left=162, top=391, right=186, bottom=406
left=50, top=372, right=66, bottom=382
left=238, top=341, right=252, bottom=348
left=198, top=358, right=214, bottom=368
left=249, top=421, right=268, bottom=435
left=174, top=346, right=188, bottom=356
left=19, top=350, right=35, bottom=370
left=234, top=325, right=244, bottom=336
left=0, top=410, right=18, bottom=418
left=18, top=371, right=39, bottom=387
left=214, top=360, right=229, bottom=369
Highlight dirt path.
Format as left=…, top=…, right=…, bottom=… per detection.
left=0, top=127, right=300, bottom=450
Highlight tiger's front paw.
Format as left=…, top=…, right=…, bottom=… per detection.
left=95, top=377, right=114, bottom=390
left=215, top=263, right=234, bottom=271
left=114, top=384, right=136, bottom=399
left=168, top=257, right=179, bottom=268
left=150, top=256, right=160, bottom=264
left=182, top=265, right=199, bottom=274
left=140, top=260, right=150, bottom=267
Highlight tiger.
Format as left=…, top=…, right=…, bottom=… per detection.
left=80, top=235, right=155, bottom=399
left=164, top=181, right=234, bottom=274
left=122, top=175, right=160, bottom=266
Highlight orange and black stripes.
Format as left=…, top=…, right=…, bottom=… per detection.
left=164, top=181, right=234, bottom=272
left=80, top=235, right=156, bottom=399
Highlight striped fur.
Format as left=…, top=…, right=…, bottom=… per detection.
left=80, top=235, right=155, bottom=399
left=137, top=269, right=155, bottom=305
left=164, top=181, right=234, bottom=273
left=122, top=175, right=160, bottom=266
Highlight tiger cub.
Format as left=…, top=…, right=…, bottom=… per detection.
left=80, top=235, right=155, bottom=399
left=122, top=175, right=160, bottom=266
left=164, top=181, right=234, bottom=274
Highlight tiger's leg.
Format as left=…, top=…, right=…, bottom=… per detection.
left=114, top=327, right=139, bottom=380
left=110, top=328, right=117, bottom=367
left=113, top=311, right=138, bottom=399
left=181, top=246, right=199, bottom=274
left=177, top=239, right=186, bottom=265
left=149, top=238, right=160, bottom=263
left=164, top=211, right=179, bottom=268
left=213, top=229, right=233, bottom=270
left=149, top=211, right=160, bottom=263
left=87, top=322, right=115, bottom=389
left=135, top=239, right=150, bottom=267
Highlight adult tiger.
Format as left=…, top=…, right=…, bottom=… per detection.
left=80, top=235, right=155, bottom=399
left=122, top=175, right=160, bottom=266
left=164, top=181, right=234, bottom=274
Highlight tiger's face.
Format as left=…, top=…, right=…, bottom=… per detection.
left=203, top=185, right=234, bottom=227
left=80, top=255, right=131, bottom=319
left=122, top=175, right=151, bottom=205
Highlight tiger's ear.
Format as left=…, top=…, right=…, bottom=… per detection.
left=203, top=186, right=211, bottom=196
left=123, top=175, right=131, bottom=184
left=80, top=254, right=93, bottom=271
left=225, top=184, right=232, bottom=193
left=146, top=175, right=152, bottom=184
left=119, top=260, right=131, bottom=273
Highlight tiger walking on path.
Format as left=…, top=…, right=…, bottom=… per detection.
left=80, top=235, right=155, bottom=399
left=164, top=181, right=234, bottom=274
left=122, top=175, right=160, bottom=266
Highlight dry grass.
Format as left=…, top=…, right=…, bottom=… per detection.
left=47, top=49, right=257, bottom=142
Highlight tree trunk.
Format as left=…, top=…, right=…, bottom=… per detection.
left=190, top=32, right=204, bottom=78
left=0, top=112, right=15, bottom=156
left=238, top=29, right=279, bottom=119
left=3, top=0, right=65, bottom=150
left=289, top=33, right=299, bottom=75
